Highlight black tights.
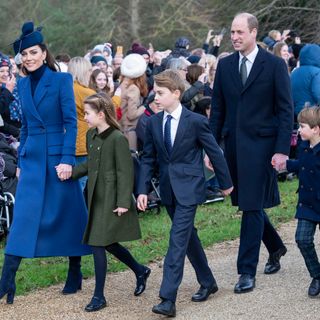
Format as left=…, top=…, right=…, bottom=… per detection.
left=92, top=243, right=144, bottom=298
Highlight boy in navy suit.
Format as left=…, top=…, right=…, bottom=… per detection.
left=137, top=70, right=233, bottom=317
left=282, top=106, right=320, bottom=297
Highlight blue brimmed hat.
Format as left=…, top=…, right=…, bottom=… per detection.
left=13, top=21, right=44, bottom=55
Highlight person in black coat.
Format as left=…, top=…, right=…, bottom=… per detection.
left=209, top=12, right=293, bottom=294
left=285, top=106, right=320, bottom=297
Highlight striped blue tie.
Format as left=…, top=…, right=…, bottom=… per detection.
left=164, top=115, right=173, bottom=155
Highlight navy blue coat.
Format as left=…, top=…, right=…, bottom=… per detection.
left=138, top=107, right=233, bottom=206
left=5, top=67, right=90, bottom=258
left=287, top=141, right=320, bottom=222
left=210, top=48, right=293, bottom=211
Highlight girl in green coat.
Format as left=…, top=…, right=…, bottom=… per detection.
left=63, top=93, right=150, bottom=312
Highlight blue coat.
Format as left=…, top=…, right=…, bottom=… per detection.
left=210, top=48, right=293, bottom=210
left=291, top=44, right=320, bottom=115
left=287, top=141, right=320, bottom=222
left=138, top=107, right=233, bottom=205
left=5, top=67, right=91, bottom=258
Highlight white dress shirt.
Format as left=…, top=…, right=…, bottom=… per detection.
left=163, top=104, right=183, bottom=146
left=239, top=45, right=259, bottom=77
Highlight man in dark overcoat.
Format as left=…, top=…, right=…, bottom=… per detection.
left=209, top=12, right=293, bottom=293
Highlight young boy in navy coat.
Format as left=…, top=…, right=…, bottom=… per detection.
left=283, top=106, right=320, bottom=298
left=137, top=70, right=233, bottom=317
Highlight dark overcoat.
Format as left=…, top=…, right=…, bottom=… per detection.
left=210, top=48, right=293, bottom=211
left=5, top=67, right=90, bottom=258
left=287, top=141, right=320, bottom=222
left=72, top=127, right=141, bottom=246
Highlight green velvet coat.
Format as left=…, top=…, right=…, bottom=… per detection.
left=72, top=127, right=141, bottom=246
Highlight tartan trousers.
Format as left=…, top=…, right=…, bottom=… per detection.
left=295, top=218, right=320, bottom=279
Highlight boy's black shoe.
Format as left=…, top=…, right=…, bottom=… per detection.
left=205, top=188, right=224, bottom=203
left=308, top=278, right=320, bottom=297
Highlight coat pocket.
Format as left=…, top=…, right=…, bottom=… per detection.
left=105, top=172, right=116, bottom=181
left=183, top=167, right=203, bottom=177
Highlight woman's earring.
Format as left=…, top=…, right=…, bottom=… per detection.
left=43, top=59, right=47, bottom=64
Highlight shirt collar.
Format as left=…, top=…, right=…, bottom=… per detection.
left=164, top=103, right=182, bottom=120
left=239, top=45, right=259, bottom=64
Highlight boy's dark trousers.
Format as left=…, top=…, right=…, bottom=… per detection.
left=159, top=195, right=216, bottom=302
left=295, top=219, right=320, bottom=278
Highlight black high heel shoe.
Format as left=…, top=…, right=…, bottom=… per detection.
left=134, top=267, right=151, bottom=296
left=62, top=256, right=82, bottom=294
left=0, top=254, right=22, bottom=304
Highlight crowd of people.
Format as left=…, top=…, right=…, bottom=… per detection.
left=0, top=10, right=319, bottom=318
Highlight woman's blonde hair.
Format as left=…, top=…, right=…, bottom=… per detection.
left=68, top=57, right=92, bottom=87
left=84, top=93, right=120, bottom=130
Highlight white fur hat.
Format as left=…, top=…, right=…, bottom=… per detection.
left=121, top=53, right=147, bottom=79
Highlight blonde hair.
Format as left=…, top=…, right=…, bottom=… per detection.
left=84, top=93, right=120, bottom=130
left=298, top=106, right=320, bottom=128
left=68, top=57, right=92, bottom=87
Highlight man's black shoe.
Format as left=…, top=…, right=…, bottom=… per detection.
left=234, top=274, right=255, bottom=294
left=264, top=246, right=287, bottom=274
left=152, top=299, right=176, bottom=317
left=191, top=283, right=218, bottom=302
left=308, top=278, right=320, bottom=297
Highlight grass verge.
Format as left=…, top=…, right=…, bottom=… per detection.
left=0, top=179, right=298, bottom=295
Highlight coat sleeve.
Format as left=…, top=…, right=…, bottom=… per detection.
left=137, top=118, right=157, bottom=195
left=125, top=85, right=145, bottom=121
left=273, top=58, right=294, bottom=155
left=197, top=116, right=233, bottom=190
left=59, top=73, right=77, bottom=165
left=114, top=133, right=134, bottom=208
left=286, top=159, right=299, bottom=173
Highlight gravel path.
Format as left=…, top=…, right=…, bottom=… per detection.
left=0, top=220, right=319, bottom=320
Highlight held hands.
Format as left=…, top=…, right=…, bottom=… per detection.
left=55, top=163, right=72, bottom=181
left=113, top=207, right=128, bottom=216
left=137, top=194, right=148, bottom=212
left=271, top=153, right=288, bottom=172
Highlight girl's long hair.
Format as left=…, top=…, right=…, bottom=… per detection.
left=123, top=73, right=148, bottom=98
left=84, top=93, right=120, bottom=130
left=89, top=69, right=110, bottom=94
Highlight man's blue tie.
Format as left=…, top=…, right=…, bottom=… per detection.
left=164, top=114, right=173, bottom=155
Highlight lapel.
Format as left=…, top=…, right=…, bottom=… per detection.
left=20, top=77, right=43, bottom=123
left=242, top=47, right=265, bottom=93
left=229, top=52, right=243, bottom=91
left=171, top=107, right=189, bottom=158
left=33, top=67, right=52, bottom=108
left=154, top=111, right=168, bottom=156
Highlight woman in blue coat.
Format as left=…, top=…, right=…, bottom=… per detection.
left=0, top=22, right=90, bottom=304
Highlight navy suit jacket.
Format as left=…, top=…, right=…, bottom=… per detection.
left=138, top=106, right=232, bottom=206
left=209, top=47, right=293, bottom=210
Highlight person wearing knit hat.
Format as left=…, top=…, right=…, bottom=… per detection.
left=0, top=21, right=91, bottom=305
left=120, top=53, right=148, bottom=150
left=121, top=53, right=147, bottom=79
left=130, top=43, right=150, bottom=64
left=0, top=54, right=11, bottom=84
left=187, top=55, right=201, bottom=64
left=90, top=55, right=108, bottom=72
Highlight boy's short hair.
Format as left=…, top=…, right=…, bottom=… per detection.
left=298, top=106, right=320, bottom=128
left=153, top=70, right=185, bottom=98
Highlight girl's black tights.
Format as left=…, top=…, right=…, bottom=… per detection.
left=91, top=243, right=144, bottom=298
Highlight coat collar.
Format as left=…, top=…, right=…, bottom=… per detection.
left=92, top=127, right=115, bottom=140
left=229, top=46, right=266, bottom=93
left=301, top=140, right=320, bottom=154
